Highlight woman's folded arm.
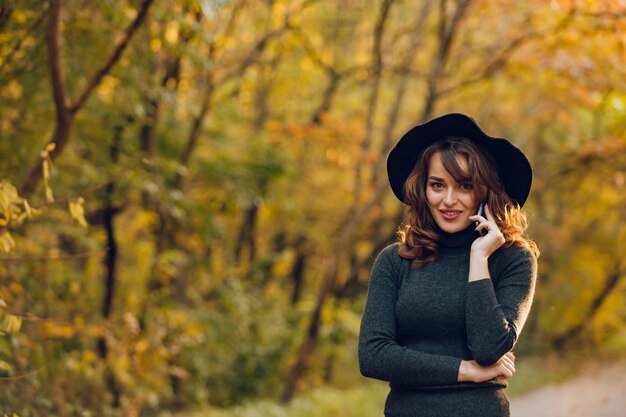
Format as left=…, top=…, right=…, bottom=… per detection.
left=465, top=245, right=537, bottom=365
left=358, top=245, right=461, bottom=386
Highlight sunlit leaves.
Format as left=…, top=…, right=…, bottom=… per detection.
left=0, top=181, right=39, bottom=252
left=40, top=143, right=56, bottom=203
left=68, top=197, right=88, bottom=228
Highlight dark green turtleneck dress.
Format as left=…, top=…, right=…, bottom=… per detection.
left=358, top=224, right=537, bottom=417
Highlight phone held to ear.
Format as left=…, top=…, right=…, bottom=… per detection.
left=475, top=203, right=486, bottom=236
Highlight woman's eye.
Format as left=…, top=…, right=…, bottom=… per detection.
left=430, top=182, right=445, bottom=189
left=460, top=183, right=474, bottom=190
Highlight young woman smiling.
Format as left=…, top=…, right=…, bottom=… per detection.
left=358, top=113, right=539, bottom=417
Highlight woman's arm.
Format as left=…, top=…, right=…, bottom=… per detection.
left=465, top=246, right=537, bottom=365
left=358, top=245, right=462, bottom=386
left=458, top=352, right=516, bottom=382
left=359, top=245, right=519, bottom=384
left=466, top=204, right=538, bottom=365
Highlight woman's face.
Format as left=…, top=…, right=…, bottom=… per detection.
left=425, top=151, right=479, bottom=234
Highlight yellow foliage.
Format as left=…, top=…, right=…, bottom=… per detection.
left=13, top=10, right=30, bottom=24
left=69, top=197, right=88, bottom=228
left=135, top=339, right=150, bottom=355
left=96, top=75, right=121, bottom=104
left=8, top=282, right=23, bottom=296
left=124, top=5, right=138, bottom=20
left=241, top=30, right=255, bottom=45
left=0, top=232, right=15, bottom=253
left=69, top=280, right=81, bottom=295
left=0, top=181, right=21, bottom=210
left=39, top=143, right=56, bottom=203
left=150, top=37, right=162, bottom=52
left=271, top=249, right=295, bottom=276
left=211, top=242, right=225, bottom=277
left=2, top=79, right=23, bottom=100
left=271, top=2, right=287, bottom=27
left=42, top=321, right=76, bottom=339
left=300, top=57, right=314, bottom=71
left=0, top=313, right=22, bottom=333
left=165, top=21, right=179, bottom=44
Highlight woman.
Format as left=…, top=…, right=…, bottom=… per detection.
left=358, top=113, right=539, bottom=417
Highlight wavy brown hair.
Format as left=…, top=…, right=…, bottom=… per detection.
left=397, top=136, right=539, bottom=267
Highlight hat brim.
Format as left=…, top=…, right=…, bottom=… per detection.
left=386, top=113, right=532, bottom=207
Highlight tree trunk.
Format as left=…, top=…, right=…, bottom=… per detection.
left=96, top=124, right=123, bottom=407
left=552, top=265, right=625, bottom=349
left=280, top=255, right=338, bottom=402
left=290, top=237, right=308, bottom=305
left=234, top=204, right=259, bottom=265
left=280, top=183, right=387, bottom=402
left=353, top=0, right=396, bottom=205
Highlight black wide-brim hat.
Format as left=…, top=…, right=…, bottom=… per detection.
left=387, top=113, right=532, bottom=207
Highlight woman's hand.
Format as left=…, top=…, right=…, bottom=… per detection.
left=458, top=352, right=516, bottom=383
left=468, top=203, right=505, bottom=258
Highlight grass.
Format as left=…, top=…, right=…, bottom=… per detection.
left=180, top=379, right=388, bottom=417
left=180, top=341, right=626, bottom=417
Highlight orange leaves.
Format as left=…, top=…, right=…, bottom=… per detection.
left=41, top=321, right=76, bottom=339
left=576, top=137, right=626, bottom=164
left=265, top=115, right=364, bottom=149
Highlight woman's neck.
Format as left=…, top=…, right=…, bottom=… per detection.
left=434, top=223, right=480, bottom=249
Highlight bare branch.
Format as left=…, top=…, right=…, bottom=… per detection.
left=47, top=0, right=70, bottom=123
left=217, top=0, right=320, bottom=86
left=380, top=0, right=434, bottom=155
left=0, top=1, right=11, bottom=31
left=18, top=0, right=155, bottom=200
left=217, top=26, right=288, bottom=85
left=553, top=263, right=626, bottom=348
left=575, top=9, right=626, bottom=20
left=439, top=7, right=577, bottom=96
left=0, top=250, right=104, bottom=262
left=69, top=0, right=155, bottom=115
left=354, top=0, right=397, bottom=204
left=421, top=0, right=473, bottom=120
left=438, top=32, right=537, bottom=96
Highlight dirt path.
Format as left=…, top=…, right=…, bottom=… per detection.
left=510, top=360, right=626, bottom=417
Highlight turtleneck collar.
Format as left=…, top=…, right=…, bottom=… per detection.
left=434, top=223, right=480, bottom=249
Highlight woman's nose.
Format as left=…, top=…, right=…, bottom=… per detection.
left=443, top=189, right=457, bottom=206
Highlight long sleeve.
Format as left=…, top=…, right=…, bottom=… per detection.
left=358, top=245, right=461, bottom=386
left=465, top=244, right=537, bottom=365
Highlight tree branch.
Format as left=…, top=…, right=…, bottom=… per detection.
left=421, top=0, right=473, bottom=120
left=553, top=263, right=626, bottom=348
left=69, top=0, right=155, bottom=115
left=18, top=0, right=155, bottom=200
left=439, top=7, right=577, bottom=96
left=47, top=0, right=70, bottom=124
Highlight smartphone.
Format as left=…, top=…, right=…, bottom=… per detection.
left=475, top=203, right=486, bottom=236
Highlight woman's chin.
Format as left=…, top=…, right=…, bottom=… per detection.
left=436, top=219, right=471, bottom=234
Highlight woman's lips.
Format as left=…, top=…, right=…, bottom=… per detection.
left=440, top=210, right=463, bottom=220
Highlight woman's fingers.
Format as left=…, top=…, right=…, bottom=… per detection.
left=469, top=204, right=498, bottom=235
left=473, top=218, right=488, bottom=230
left=484, top=203, right=495, bottom=222
left=497, top=361, right=514, bottom=378
left=499, top=354, right=516, bottom=378
left=500, top=355, right=514, bottom=368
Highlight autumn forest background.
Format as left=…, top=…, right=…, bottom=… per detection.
left=1, top=0, right=626, bottom=416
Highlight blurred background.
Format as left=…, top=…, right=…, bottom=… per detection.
left=1, top=0, right=625, bottom=416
